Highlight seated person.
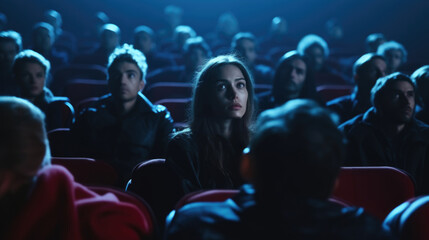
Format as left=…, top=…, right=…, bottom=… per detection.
left=231, top=32, right=274, bottom=84
left=297, top=34, right=351, bottom=86
left=133, top=25, right=175, bottom=73
left=366, top=33, right=386, bottom=53
left=74, top=23, right=120, bottom=67
left=146, top=36, right=211, bottom=86
left=377, top=41, right=408, bottom=75
left=0, top=96, right=150, bottom=240
left=340, top=73, right=429, bottom=195
left=12, top=49, right=74, bottom=131
left=31, top=22, right=68, bottom=76
left=165, top=55, right=255, bottom=195
left=0, top=30, right=22, bottom=95
left=327, top=53, right=386, bottom=123
left=165, top=99, right=393, bottom=239
left=412, top=65, right=429, bottom=124
left=72, top=44, right=174, bottom=185
left=258, top=50, right=323, bottom=112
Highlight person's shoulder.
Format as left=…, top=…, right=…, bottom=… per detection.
left=339, top=113, right=365, bottom=133
left=327, top=94, right=352, bottom=107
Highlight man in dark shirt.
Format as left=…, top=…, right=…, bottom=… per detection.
left=327, top=53, right=386, bottom=123
left=340, top=73, right=429, bottom=195
left=72, top=44, right=174, bottom=185
left=165, top=99, right=393, bottom=240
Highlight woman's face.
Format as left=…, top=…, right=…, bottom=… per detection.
left=16, top=62, right=46, bottom=99
left=210, top=64, right=248, bottom=119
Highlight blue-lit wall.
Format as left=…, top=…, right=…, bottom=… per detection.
left=1, top=0, right=428, bottom=62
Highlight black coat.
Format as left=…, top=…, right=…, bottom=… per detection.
left=340, top=107, right=429, bottom=194
left=72, top=93, right=174, bottom=183
left=165, top=184, right=394, bottom=240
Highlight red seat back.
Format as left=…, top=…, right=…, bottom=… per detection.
left=48, top=128, right=73, bottom=157
left=63, top=78, right=108, bottom=108
left=51, top=157, right=119, bottom=187
left=316, top=84, right=354, bottom=102
left=88, top=186, right=157, bottom=239
left=155, top=98, right=191, bottom=125
left=333, top=166, right=415, bottom=220
left=126, top=159, right=183, bottom=230
left=384, top=195, right=429, bottom=240
left=144, top=82, right=193, bottom=103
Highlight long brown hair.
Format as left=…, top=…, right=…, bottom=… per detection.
left=190, top=55, right=255, bottom=180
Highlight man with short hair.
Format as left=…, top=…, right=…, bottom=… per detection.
left=0, top=96, right=150, bottom=239
left=165, top=99, right=393, bottom=239
left=231, top=32, right=273, bottom=84
left=133, top=25, right=175, bottom=73
left=377, top=41, right=407, bottom=74
left=327, top=53, right=386, bottom=123
left=72, top=44, right=174, bottom=185
left=340, top=73, right=429, bottom=194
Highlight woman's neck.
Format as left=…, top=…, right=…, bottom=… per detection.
left=214, top=118, right=232, bottom=138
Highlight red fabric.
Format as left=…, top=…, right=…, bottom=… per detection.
left=4, top=165, right=151, bottom=240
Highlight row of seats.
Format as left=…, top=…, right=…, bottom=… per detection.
left=60, top=79, right=353, bottom=127
left=51, top=155, right=420, bottom=238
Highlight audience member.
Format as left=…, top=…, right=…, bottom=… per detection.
left=205, top=12, right=240, bottom=56
left=231, top=32, right=273, bottom=84
left=72, top=44, right=174, bottom=186
left=412, top=65, right=429, bottom=124
left=157, top=5, right=184, bottom=48
left=259, top=16, right=296, bottom=63
left=366, top=33, right=386, bottom=53
left=258, top=50, right=323, bottom=111
left=74, top=23, right=120, bottom=67
left=31, top=22, right=68, bottom=76
left=12, top=49, right=74, bottom=131
left=42, top=9, right=77, bottom=60
left=146, top=36, right=211, bottom=86
left=165, top=55, right=255, bottom=195
left=79, top=11, right=110, bottom=52
left=165, top=99, right=393, bottom=240
left=0, top=30, right=22, bottom=95
left=0, top=96, right=152, bottom=240
left=340, top=72, right=429, bottom=195
left=327, top=53, right=386, bottom=123
left=133, top=25, right=175, bottom=73
left=297, top=34, right=350, bottom=85
left=161, top=25, right=197, bottom=58
left=377, top=40, right=407, bottom=75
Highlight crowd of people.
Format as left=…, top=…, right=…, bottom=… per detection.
left=0, top=5, right=428, bottom=239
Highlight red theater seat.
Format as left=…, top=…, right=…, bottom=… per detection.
left=63, top=78, right=108, bottom=108
left=155, top=98, right=191, bottom=126
left=51, top=157, right=119, bottom=187
left=333, top=166, right=415, bottom=221
left=88, top=186, right=157, bottom=239
left=144, top=82, right=193, bottom=103
left=384, top=195, right=429, bottom=240
left=316, top=84, right=353, bottom=102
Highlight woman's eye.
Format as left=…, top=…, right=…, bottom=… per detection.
left=237, top=82, right=246, bottom=89
left=216, top=83, right=227, bottom=91
left=128, top=73, right=136, bottom=78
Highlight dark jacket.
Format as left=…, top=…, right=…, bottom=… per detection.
left=327, top=92, right=371, bottom=124
left=165, top=184, right=394, bottom=240
left=340, top=107, right=429, bottom=194
left=165, top=131, right=243, bottom=195
left=26, top=88, right=74, bottom=131
left=72, top=93, right=174, bottom=183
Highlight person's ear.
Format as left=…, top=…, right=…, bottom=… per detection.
left=240, top=149, right=255, bottom=182
left=139, top=79, right=146, bottom=92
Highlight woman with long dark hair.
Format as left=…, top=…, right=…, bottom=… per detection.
left=166, top=55, right=255, bottom=194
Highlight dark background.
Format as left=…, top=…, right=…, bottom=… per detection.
left=1, top=0, right=428, bottom=65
